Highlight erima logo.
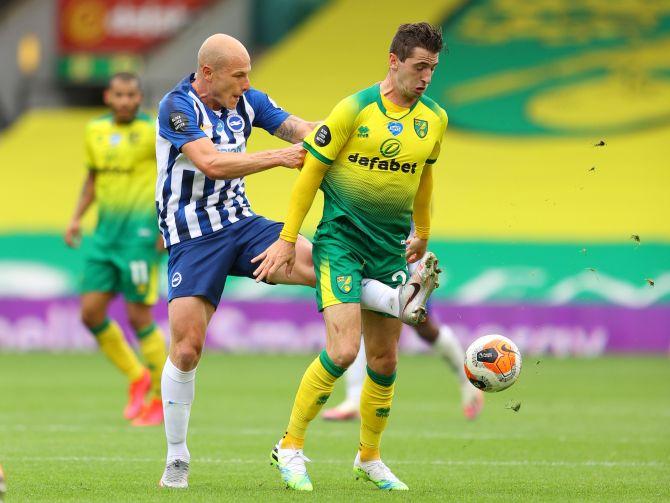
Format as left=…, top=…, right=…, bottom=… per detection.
left=375, top=407, right=390, bottom=418
left=171, top=272, right=182, bottom=288
left=226, top=113, right=245, bottom=133
left=348, top=153, right=417, bottom=174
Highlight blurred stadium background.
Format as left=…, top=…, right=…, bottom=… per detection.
left=0, top=0, right=667, bottom=355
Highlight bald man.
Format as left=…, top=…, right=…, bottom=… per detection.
left=155, top=34, right=437, bottom=488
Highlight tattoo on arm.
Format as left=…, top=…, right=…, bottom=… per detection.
left=274, top=116, right=300, bottom=143
left=275, top=115, right=319, bottom=143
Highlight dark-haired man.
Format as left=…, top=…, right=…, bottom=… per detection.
left=255, top=22, right=446, bottom=491
left=65, top=73, right=167, bottom=427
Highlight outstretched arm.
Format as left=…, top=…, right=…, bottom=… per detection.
left=181, top=137, right=305, bottom=180
left=406, top=164, right=433, bottom=263
left=251, top=152, right=330, bottom=281
left=273, top=115, right=320, bottom=144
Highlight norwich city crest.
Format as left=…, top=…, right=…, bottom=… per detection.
left=336, top=275, right=353, bottom=294
left=414, top=118, right=428, bottom=138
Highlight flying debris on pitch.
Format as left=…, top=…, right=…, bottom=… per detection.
left=631, top=234, right=641, bottom=243
left=594, top=139, right=606, bottom=147
left=646, top=278, right=655, bottom=287
left=588, top=166, right=596, bottom=172
left=506, top=400, right=522, bottom=412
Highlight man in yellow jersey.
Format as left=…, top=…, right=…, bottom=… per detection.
left=65, top=73, right=167, bottom=426
left=253, top=23, right=445, bottom=491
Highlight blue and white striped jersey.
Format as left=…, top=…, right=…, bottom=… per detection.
left=156, top=73, right=289, bottom=247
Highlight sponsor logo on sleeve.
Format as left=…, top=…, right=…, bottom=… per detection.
left=314, top=125, right=331, bottom=147
left=169, top=112, right=189, bottom=132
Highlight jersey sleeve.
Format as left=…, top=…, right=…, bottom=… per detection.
left=302, top=96, right=359, bottom=165
left=425, top=109, right=449, bottom=165
left=157, top=93, right=207, bottom=150
left=246, top=88, right=290, bottom=135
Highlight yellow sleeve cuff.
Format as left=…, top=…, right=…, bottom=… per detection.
left=413, top=226, right=430, bottom=240
left=279, top=230, right=298, bottom=243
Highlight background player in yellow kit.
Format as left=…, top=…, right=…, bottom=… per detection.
left=64, top=73, right=167, bottom=426
left=254, top=23, right=445, bottom=491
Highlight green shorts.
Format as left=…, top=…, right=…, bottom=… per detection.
left=81, top=241, right=161, bottom=305
left=312, top=217, right=408, bottom=312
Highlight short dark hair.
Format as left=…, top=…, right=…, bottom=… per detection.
left=389, top=22, right=443, bottom=61
left=108, top=72, right=141, bottom=89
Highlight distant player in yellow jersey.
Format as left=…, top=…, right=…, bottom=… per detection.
left=253, top=23, right=445, bottom=491
left=64, top=73, right=167, bottom=426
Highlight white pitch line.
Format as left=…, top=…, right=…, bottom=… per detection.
left=0, top=425, right=664, bottom=445
left=2, top=424, right=530, bottom=438
left=3, top=456, right=666, bottom=468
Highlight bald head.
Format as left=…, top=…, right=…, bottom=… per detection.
left=197, top=33, right=249, bottom=71
left=193, top=34, right=252, bottom=110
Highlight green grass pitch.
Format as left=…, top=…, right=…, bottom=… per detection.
left=1, top=353, right=668, bottom=501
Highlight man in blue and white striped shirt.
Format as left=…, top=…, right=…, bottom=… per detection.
left=156, top=34, right=438, bottom=489
left=156, top=71, right=301, bottom=246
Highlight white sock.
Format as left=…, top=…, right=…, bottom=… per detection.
left=162, top=358, right=196, bottom=463
left=343, top=337, right=366, bottom=408
left=432, top=325, right=468, bottom=383
left=361, top=278, right=399, bottom=317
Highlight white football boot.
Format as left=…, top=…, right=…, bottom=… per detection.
left=270, top=440, right=313, bottom=491
left=399, top=251, right=440, bottom=325
left=353, top=452, right=409, bottom=491
left=159, top=459, right=189, bottom=489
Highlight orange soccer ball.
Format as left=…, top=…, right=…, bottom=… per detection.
left=464, top=335, right=522, bottom=392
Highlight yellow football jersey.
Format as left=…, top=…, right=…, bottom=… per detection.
left=84, top=112, right=157, bottom=246
left=303, top=83, right=447, bottom=250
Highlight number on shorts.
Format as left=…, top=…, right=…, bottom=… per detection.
left=392, top=270, right=408, bottom=286
left=129, top=260, right=149, bottom=286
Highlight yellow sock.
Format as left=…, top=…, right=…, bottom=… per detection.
left=91, top=319, right=145, bottom=382
left=136, top=323, right=167, bottom=399
left=281, top=350, right=344, bottom=449
left=359, top=366, right=396, bottom=462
